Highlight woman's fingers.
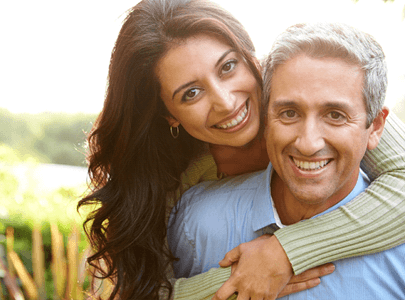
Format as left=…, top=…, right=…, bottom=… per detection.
left=219, top=235, right=271, bottom=267
left=213, top=237, right=335, bottom=300
left=213, top=235, right=292, bottom=300
left=211, top=279, right=236, bottom=300
left=288, top=263, right=335, bottom=283
left=278, top=278, right=321, bottom=298
left=277, top=263, right=334, bottom=298
left=218, top=245, right=241, bottom=267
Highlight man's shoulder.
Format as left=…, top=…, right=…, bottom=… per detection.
left=180, top=169, right=266, bottom=206
left=171, top=169, right=266, bottom=228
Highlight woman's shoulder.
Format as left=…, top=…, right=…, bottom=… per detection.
left=180, top=149, right=219, bottom=191
left=167, top=149, right=219, bottom=219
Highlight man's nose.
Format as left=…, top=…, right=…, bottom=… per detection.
left=210, top=82, right=236, bottom=112
left=294, top=118, right=325, bottom=156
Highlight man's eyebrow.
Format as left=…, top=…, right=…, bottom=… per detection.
left=270, top=100, right=298, bottom=109
left=171, top=49, right=236, bottom=100
left=323, top=101, right=352, bottom=111
left=270, top=99, right=354, bottom=113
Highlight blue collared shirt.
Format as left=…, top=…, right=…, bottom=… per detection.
left=168, top=164, right=405, bottom=299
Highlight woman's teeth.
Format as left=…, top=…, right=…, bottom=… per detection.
left=293, top=158, right=330, bottom=171
left=214, top=104, right=248, bottom=129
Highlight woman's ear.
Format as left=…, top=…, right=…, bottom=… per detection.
left=367, top=107, right=389, bottom=150
left=165, top=116, right=180, bottom=127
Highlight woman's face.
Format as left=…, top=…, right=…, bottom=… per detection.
left=156, top=34, right=261, bottom=147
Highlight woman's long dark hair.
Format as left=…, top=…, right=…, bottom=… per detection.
left=77, top=0, right=261, bottom=299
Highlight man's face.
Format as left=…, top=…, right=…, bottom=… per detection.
left=266, top=54, right=378, bottom=208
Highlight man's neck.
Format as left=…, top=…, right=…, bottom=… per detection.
left=270, top=170, right=358, bottom=225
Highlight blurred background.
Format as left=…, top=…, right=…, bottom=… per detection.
left=0, top=0, right=404, bottom=299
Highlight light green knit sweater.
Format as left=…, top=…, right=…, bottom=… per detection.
left=164, top=113, right=405, bottom=300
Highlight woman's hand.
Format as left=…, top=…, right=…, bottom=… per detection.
left=212, top=234, right=335, bottom=300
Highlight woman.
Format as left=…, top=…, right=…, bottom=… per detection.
left=78, top=0, right=405, bottom=299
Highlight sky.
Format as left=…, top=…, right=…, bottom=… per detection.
left=0, top=0, right=404, bottom=114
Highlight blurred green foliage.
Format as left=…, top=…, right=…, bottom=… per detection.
left=0, top=108, right=97, bottom=166
left=0, top=144, right=90, bottom=299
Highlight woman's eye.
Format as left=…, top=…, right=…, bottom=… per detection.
left=182, top=88, right=201, bottom=102
left=221, top=60, right=237, bottom=74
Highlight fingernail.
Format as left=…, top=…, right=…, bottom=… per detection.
left=326, top=264, right=335, bottom=272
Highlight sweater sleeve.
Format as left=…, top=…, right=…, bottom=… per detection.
left=274, top=112, right=405, bottom=274
left=159, top=268, right=234, bottom=300
left=173, top=268, right=236, bottom=300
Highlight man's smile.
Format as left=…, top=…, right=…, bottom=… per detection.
left=292, top=157, right=331, bottom=171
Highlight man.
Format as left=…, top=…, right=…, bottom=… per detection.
left=168, top=23, right=405, bottom=299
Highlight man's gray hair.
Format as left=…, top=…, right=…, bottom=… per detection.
left=263, top=22, right=387, bottom=127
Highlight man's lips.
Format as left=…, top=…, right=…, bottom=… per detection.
left=292, top=157, right=331, bottom=171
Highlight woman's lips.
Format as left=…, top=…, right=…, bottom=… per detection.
left=213, top=100, right=249, bottom=129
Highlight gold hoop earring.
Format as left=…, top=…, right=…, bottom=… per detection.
left=170, top=126, right=179, bottom=139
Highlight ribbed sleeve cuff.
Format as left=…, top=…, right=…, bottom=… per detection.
left=174, top=267, right=235, bottom=300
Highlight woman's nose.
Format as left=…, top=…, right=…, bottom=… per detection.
left=210, top=82, right=236, bottom=112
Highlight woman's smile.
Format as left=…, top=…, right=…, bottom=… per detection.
left=213, top=99, right=248, bottom=128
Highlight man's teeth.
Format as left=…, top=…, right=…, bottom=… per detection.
left=215, top=105, right=248, bottom=129
left=293, top=158, right=330, bottom=171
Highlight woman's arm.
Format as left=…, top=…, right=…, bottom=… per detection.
left=169, top=268, right=233, bottom=300
left=164, top=265, right=332, bottom=300
left=274, top=112, right=405, bottom=274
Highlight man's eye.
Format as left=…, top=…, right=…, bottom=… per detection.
left=182, top=88, right=201, bottom=102
left=326, top=111, right=347, bottom=124
left=330, top=111, right=342, bottom=119
left=279, top=110, right=299, bottom=123
left=283, top=110, right=296, bottom=118
left=328, top=111, right=346, bottom=121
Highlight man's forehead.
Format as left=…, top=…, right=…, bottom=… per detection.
left=268, top=55, right=365, bottom=104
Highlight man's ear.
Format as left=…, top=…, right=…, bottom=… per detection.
left=165, top=116, right=180, bottom=128
left=367, top=106, right=389, bottom=150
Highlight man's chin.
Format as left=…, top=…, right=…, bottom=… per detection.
left=288, top=186, right=332, bottom=206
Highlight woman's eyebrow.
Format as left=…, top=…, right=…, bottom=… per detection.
left=215, top=49, right=236, bottom=68
left=172, top=80, right=198, bottom=100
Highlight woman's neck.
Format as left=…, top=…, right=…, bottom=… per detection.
left=209, top=136, right=270, bottom=177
